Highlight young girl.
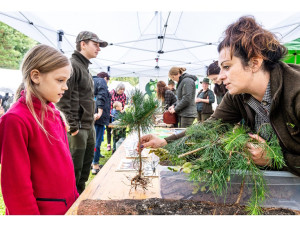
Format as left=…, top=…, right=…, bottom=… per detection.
left=0, top=44, right=79, bottom=215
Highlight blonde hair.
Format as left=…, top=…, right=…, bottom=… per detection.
left=168, top=67, right=186, bottom=79
left=113, top=101, right=122, bottom=109
left=21, top=44, right=70, bottom=136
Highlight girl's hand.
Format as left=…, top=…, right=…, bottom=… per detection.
left=246, top=133, right=271, bottom=166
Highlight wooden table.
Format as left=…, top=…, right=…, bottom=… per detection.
left=65, top=128, right=182, bottom=215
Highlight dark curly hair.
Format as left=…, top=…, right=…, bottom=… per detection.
left=207, top=61, right=220, bottom=76
left=217, top=16, right=287, bottom=72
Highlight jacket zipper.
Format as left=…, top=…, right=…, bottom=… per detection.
left=59, top=115, right=68, bottom=145
left=36, top=198, right=67, bottom=207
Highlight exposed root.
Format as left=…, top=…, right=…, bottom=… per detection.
left=131, top=174, right=150, bottom=191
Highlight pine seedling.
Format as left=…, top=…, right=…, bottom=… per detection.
left=118, top=88, right=159, bottom=190
left=153, top=120, right=285, bottom=214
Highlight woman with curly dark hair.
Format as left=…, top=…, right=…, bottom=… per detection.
left=139, top=16, right=300, bottom=177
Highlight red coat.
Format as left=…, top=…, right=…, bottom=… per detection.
left=0, top=92, right=79, bottom=215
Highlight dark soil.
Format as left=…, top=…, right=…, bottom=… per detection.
left=77, top=198, right=299, bottom=215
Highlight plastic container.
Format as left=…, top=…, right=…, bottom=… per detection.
left=159, top=166, right=300, bottom=211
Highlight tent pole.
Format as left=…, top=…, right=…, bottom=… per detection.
left=57, top=30, right=64, bottom=53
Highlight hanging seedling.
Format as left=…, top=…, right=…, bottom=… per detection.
left=118, top=88, right=159, bottom=190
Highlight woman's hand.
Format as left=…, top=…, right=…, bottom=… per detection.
left=195, top=98, right=202, bottom=103
left=168, top=105, right=175, bottom=114
left=137, top=134, right=167, bottom=151
left=246, top=133, right=271, bottom=166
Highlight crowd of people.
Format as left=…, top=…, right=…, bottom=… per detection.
left=0, top=15, right=300, bottom=215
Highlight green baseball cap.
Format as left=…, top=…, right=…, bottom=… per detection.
left=76, top=31, right=108, bottom=47
left=200, top=77, right=210, bottom=84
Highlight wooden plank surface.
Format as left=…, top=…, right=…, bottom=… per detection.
left=65, top=134, right=161, bottom=215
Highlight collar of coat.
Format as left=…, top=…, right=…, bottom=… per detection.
left=72, top=50, right=91, bottom=68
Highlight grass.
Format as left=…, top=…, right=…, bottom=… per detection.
left=0, top=130, right=113, bottom=215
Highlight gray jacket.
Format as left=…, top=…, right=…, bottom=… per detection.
left=174, top=73, right=197, bottom=118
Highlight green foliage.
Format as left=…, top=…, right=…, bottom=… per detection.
left=153, top=120, right=285, bottom=215
left=0, top=21, right=38, bottom=69
left=119, top=88, right=159, bottom=135
left=110, top=77, right=139, bottom=87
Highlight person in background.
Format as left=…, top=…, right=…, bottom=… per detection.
left=111, top=101, right=126, bottom=154
left=92, top=72, right=111, bottom=175
left=0, top=44, right=78, bottom=215
left=157, top=81, right=177, bottom=111
left=206, top=61, right=228, bottom=105
left=168, top=67, right=197, bottom=128
left=168, top=79, right=176, bottom=95
left=56, top=31, right=108, bottom=194
left=2, top=93, right=12, bottom=112
left=107, top=83, right=126, bottom=151
left=157, top=80, right=178, bottom=127
left=139, top=16, right=300, bottom=177
left=195, top=77, right=215, bottom=122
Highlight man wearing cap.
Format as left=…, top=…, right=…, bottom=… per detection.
left=195, top=77, right=215, bottom=122
left=56, top=31, right=108, bottom=194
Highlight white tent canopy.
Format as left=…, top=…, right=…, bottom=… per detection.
left=270, top=13, right=300, bottom=43
left=0, top=11, right=299, bottom=79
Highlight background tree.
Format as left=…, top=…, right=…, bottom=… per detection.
left=111, top=77, right=139, bottom=87
left=0, top=21, right=38, bottom=69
